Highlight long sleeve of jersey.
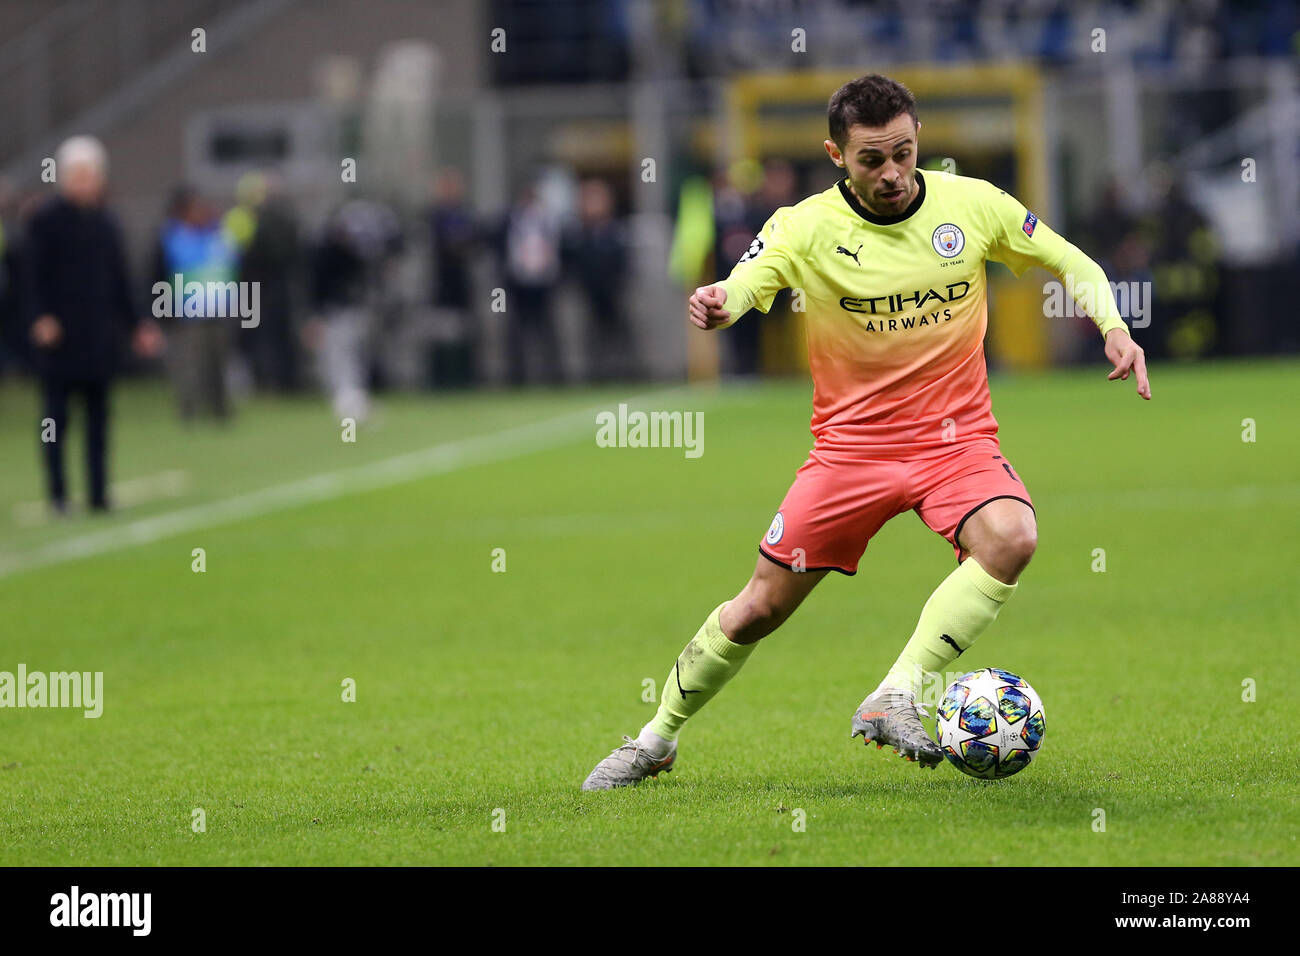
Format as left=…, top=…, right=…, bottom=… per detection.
left=981, top=184, right=1128, bottom=338
left=715, top=208, right=803, bottom=327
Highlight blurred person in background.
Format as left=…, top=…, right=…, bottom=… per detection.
left=1070, top=180, right=1147, bottom=363
left=711, top=160, right=764, bottom=377
left=153, top=184, right=240, bottom=422
left=1082, top=181, right=1138, bottom=259
left=498, top=182, right=564, bottom=386
left=564, top=177, right=636, bottom=382
left=749, top=159, right=801, bottom=371
left=755, top=158, right=799, bottom=217
left=307, top=198, right=403, bottom=423
left=25, top=135, right=161, bottom=514
left=1073, top=227, right=1154, bottom=364
left=1140, top=174, right=1220, bottom=360
left=428, top=168, right=480, bottom=383
left=429, top=168, right=477, bottom=324
left=226, top=171, right=302, bottom=392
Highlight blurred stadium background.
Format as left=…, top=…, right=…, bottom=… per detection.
left=0, top=0, right=1297, bottom=521
left=2, top=0, right=1299, bottom=870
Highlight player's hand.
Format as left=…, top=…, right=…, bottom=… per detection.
left=688, top=285, right=731, bottom=330
left=132, top=319, right=164, bottom=358
left=31, top=314, right=62, bottom=348
left=1104, top=327, right=1151, bottom=400
left=300, top=318, right=324, bottom=351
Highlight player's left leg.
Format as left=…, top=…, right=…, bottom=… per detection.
left=854, top=442, right=1036, bottom=766
left=953, top=497, right=1037, bottom=583
left=582, top=448, right=890, bottom=789
left=875, top=496, right=1034, bottom=692
left=581, top=558, right=829, bottom=791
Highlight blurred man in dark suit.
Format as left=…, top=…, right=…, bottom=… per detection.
left=564, top=178, right=635, bottom=382
left=25, top=136, right=161, bottom=514
left=499, top=182, right=564, bottom=386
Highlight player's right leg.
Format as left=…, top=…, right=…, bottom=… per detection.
left=853, top=440, right=1036, bottom=767
left=580, top=556, right=827, bottom=790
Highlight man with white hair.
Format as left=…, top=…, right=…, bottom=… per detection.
left=25, top=135, right=160, bottom=513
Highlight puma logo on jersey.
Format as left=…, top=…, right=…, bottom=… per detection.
left=835, top=243, right=862, bottom=266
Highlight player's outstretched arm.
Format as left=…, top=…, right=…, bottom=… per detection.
left=688, top=284, right=732, bottom=330
left=1104, top=326, right=1151, bottom=400
left=1038, top=246, right=1152, bottom=400
left=982, top=182, right=1152, bottom=402
left=1055, top=244, right=1152, bottom=401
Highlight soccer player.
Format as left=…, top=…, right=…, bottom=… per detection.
left=582, top=74, right=1150, bottom=789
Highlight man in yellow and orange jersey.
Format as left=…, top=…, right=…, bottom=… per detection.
left=583, top=73, right=1150, bottom=789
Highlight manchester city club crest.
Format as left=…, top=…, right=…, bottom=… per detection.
left=932, top=223, right=965, bottom=258
left=765, top=511, right=784, bottom=545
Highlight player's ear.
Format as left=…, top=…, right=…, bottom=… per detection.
left=823, top=139, right=844, bottom=167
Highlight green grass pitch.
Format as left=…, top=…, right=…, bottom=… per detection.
left=1, top=359, right=1296, bottom=866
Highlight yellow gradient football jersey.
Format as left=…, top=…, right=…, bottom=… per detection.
left=717, top=170, right=1127, bottom=457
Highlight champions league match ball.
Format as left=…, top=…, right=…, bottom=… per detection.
left=935, top=668, right=1046, bottom=779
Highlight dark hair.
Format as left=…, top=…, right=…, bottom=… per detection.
left=828, top=74, right=918, bottom=146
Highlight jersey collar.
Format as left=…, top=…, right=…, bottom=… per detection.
left=838, top=169, right=926, bottom=225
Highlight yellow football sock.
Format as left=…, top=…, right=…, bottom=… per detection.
left=883, top=558, right=1017, bottom=698
left=645, top=603, right=755, bottom=742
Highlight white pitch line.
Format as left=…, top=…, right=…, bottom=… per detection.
left=0, top=387, right=713, bottom=581
left=12, top=469, right=191, bottom=527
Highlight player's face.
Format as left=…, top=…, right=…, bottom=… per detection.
left=825, top=114, right=919, bottom=216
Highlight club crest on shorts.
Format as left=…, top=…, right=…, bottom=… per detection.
left=765, top=511, right=785, bottom=545
left=932, top=223, right=965, bottom=258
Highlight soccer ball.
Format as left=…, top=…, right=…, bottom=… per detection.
left=935, top=668, right=1046, bottom=779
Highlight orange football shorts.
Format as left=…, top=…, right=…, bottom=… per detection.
left=758, top=437, right=1033, bottom=575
